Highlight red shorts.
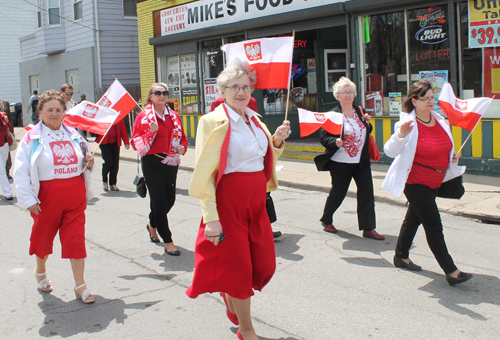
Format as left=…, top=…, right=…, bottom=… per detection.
left=186, top=171, right=276, bottom=300
left=29, top=176, right=87, bottom=259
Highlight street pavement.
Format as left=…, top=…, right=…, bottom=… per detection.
left=2, top=129, right=500, bottom=339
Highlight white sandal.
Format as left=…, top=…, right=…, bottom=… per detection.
left=74, top=283, right=95, bottom=304
left=34, top=270, right=52, bottom=292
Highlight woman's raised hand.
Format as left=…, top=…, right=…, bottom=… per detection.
left=149, top=121, right=159, bottom=133
left=398, top=120, right=413, bottom=138
left=273, top=120, right=291, bottom=148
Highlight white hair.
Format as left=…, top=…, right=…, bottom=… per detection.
left=332, top=76, right=357, bottom=100
left=217, top=59, right=257, bottom=94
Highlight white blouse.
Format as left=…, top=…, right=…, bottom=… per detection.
left=223, top=104, right=268, bottom=174
left=330, top=114, right=367, bottom=164
left=37, top=124, right=85, bottom=181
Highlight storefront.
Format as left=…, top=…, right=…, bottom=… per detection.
left=138, top=0, right=500, bottom=174
left=347, top=0, right=500, bottom=173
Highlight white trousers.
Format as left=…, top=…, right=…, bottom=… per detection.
left=0, top=144, right=13, bottom=197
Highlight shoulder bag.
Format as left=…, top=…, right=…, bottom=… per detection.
left=358, top=107, right=381, bottom=161
left=133, top=153, right=147, bottom=198
left=414, top=162, right=465, bottom=199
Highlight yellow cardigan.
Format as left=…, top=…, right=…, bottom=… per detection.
left=188, top=104, right=284, bottom=223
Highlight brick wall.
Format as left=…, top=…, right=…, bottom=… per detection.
left=137, top=0, right=194, bottom=103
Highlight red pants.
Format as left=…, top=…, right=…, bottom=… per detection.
left=186, top=171, right=276, bottom=300
left=29, top=176, right=87, bottom=259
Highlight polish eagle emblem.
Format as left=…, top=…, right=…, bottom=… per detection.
left=50, top=141, right=77, bottom=165
left=244, top=42, right=262, bottom=61
left=83, top=103, right=98, bottom=119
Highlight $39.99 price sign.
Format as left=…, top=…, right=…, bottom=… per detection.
left=470, top=23, right=500, bottom=48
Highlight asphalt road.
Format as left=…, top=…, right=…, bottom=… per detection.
left=2, top=156, right=500, bottom=339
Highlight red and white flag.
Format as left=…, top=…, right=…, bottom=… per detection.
left=24, top=124, right=35, bottom=132
left=221, top=37, right=294, bottom=89
left=63, top=101, right=120, bottom=135
left=97, top=79, right=137, bottom=123
left=438, top=82, right=492, bottom=131
left=298, top=108, right=344, bottom=137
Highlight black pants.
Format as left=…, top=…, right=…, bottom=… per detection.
left=320, top=160, right=376, bottom=230
left=141, top=154, right=178, bottom=244
left=6, top=152, right=11, bottom=176
left=99, top=142, right=120, bottom=185
left=396, top=184, right=457, bottom=274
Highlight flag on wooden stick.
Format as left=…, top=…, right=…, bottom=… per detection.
left=298, top=108, right=344, bottom=137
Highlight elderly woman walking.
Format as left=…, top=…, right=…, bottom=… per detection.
left=14, top=90, right=96, bottom=303
left=314, top=77, right=384, bottom=240
left=186, top=59, right=290, bottom=340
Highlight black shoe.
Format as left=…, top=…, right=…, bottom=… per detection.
left=394, top=256, right=422, bottom=271
left=273, top=231, right=282, bottom=239
left=165, top=248, right=180, bottom=256
left=146, top=224, right=160, bottom=243
left=6, top=196, right=13, bottom=201
left=446, top=272, right=473, bottom=286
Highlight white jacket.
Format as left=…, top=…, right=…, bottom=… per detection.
left=13, top=122, right=94, bottom=209
left=382, top=110, right=466, bottom=198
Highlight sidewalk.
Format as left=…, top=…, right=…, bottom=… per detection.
left=90, top=139, right=500, bottom=224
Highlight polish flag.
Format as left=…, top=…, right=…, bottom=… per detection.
left=97, top=79, right=137, bottom=123
left=221, top=37, right=294, bottom=89
left=298, top=108, right=344, bottom=137
left=24, top=124, right=35, bottom=132
left=63, top=101, right=120, bottom=135
left=438, top=82, right=492, bottom=131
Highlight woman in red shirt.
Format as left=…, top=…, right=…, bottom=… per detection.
left=95, top=119, right=130, bottom=191
left=132, top=83, right=188, bottom=255
left=384, top=81, right=472, bottom=286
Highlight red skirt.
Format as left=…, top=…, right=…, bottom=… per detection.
left=29, top=176, right=87, bottom=259
left=186, top=171, right=276, bottom=299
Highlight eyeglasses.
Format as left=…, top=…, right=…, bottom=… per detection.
left=339, top=91, right=355, bottom=96
left=226, top=85, right=253, bottom=93
left=65, top=92, right=74, bottom=96
left=417, top=97, right=436, bottom=103
left=153, top=90, right=169, bottom=97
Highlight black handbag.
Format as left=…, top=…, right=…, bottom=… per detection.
left=134, top=153, right=147, bottom=198
left=266, top=192, right=277, bottom=223
left=437, top=176, right=465, bottom=199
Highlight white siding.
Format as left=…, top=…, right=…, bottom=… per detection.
left=0, top=1, right=38, bottom=102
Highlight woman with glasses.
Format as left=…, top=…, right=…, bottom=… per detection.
left=186, top=60, right=290, bottom=340
left=131, top=83, right=188, bottom=255
left=382, top=81, right=472, bottom=285
left=314, top=77, right=384, bottom=240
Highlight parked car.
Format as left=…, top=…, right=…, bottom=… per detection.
left=9, top=102, right=23, bottom=127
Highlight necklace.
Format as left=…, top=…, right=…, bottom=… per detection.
left=416, top=115, right=432, bottom=124
left=48, top=129, right=65, bottom=141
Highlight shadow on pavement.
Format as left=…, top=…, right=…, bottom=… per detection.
left=99, top=190, right=138, bottom=198
left=417, top=271, right=500, bottom=320
left=119, top=273, right=177, bottom=281
left=176, top=188, right=189, bottom=196
left=274, top=233, right=304, bottom=262
left=37, top=292, right=161, bottom=337
left=151, top=247, right=195, bottom=273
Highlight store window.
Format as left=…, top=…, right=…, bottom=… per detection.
left=180, top=54, right=198, bottom=114
left=407, top=5, right=450, bottom=114
left=263, top=30, right=318, bottom=115
left=362, top=12, right=406, bottom=116
left=158, top=56, right=180, bottom=112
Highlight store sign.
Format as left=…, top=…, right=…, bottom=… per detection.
left=291, top=64, right=305, bottom=80
left=415, top=26, right=447, bottom=44
left=482, top=48, right=500, bottom=97
left=204, top=78, right=219, bottom=113
left=469, top=0, right=500, bottom=48
left=419, top=70, right=448, bottom=114
left=159, top=0, right=344, bottom=37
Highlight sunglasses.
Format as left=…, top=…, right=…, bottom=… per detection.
left=153, top=90, right=169, bottom=97
left=65, top=92, right=74, bottom=96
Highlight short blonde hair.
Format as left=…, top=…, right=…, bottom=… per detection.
left=145, top=83, right=169, bottom=106
left=217, top=59, right=257, bottom=94
left=332, top=77, right=357, bottom=100
left=38, top=90, right=65, bottom=112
